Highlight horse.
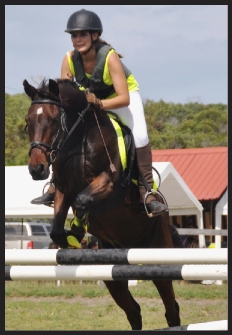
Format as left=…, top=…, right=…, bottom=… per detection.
left=181, top=235, right=200, bottom=249
left=23, top=78, right=181, bottom=330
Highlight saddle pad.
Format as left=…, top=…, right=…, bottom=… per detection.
left=109, top=116, right=127, bottom=171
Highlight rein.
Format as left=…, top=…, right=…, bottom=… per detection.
left=29, top=98, right=90, bottom=165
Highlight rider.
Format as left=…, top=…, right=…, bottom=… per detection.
left=31, top=8, right=168, bottom=217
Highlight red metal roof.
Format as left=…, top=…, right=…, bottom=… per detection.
left=152, top=147, right=228, bottom=201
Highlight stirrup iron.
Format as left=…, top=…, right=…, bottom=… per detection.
left=143, top=189, right=168, bottom=218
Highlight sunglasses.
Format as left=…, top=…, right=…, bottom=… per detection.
left=71, top=31, right=89, bottom=38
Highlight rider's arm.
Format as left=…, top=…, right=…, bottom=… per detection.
left=61, top=52, right=73, bottom=80
left=100, top=52, right=130, bottom=110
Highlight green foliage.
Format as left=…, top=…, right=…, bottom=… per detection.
left=5, top=93, right=31, bottom=165
left=144, top=99, right=227, bottom=149
left=5, top=93, right=228, bottom=166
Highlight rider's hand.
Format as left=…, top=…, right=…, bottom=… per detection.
left=85, top=89, right=103, bottom=110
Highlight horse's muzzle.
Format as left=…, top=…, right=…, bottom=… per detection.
left=28, top=164, right=50, bottom=180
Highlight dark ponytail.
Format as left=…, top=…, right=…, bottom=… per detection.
left=94, top=36, right=124, bottom=58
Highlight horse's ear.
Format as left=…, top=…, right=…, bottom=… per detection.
left=49, top=79, right=59, bottom=97
left=23, top=79, right=37, bottom=100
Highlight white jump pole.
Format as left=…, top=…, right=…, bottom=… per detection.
left=5, top=264, right=227, bottom=281
left=5, top=248, right=228, bottom=265
left=155, top=319, right=228, bottom=331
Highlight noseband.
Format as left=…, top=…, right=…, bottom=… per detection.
left=28, top=97, right=90, bottom=165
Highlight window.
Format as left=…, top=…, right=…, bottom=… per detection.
left=5, top=226, right=16, bottom=234
left=45, top=225, right=51, bottom=233
left=30, top=225, right=46, bottom=236
left=10, top=225, right=27, bottom=235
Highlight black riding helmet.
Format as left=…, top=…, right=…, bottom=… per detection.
left=65, top=9, right=103, bottom=35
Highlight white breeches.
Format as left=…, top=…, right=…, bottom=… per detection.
left=107, top=91, right=149, bottom=148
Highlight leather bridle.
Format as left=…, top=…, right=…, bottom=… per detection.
left=28, top=97, right=90, bottom=165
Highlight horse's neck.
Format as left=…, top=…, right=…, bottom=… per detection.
left=68, top=107, right=106, bottom=125
left=64, top=109, right=93, bottom=142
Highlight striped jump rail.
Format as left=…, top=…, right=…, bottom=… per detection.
left=5, top=264, right=227, bottom=281
left=5, top=248, right=228, bottom=265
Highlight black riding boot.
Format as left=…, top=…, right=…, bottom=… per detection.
left=31, top=175, right=55, bottom=205
left=136, top=143, right=168, bottom=217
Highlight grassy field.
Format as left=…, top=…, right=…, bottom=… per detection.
left=5, top=280, right=227, bottom=330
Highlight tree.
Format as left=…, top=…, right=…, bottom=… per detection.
left=5, top=93, right=228, bottom=165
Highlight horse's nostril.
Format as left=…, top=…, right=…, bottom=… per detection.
left=35, top=164, right=44, bottom=174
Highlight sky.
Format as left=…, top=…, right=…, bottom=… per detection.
left=5, top=5, right=228, bottom=105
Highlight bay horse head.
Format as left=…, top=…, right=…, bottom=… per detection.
left=23, top=78, right=88, bottom=181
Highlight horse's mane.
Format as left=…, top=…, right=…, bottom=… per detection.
left=37, top=78, right=87, bottom=111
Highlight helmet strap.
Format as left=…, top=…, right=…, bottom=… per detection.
left=80, top=32, right=96, bottom=56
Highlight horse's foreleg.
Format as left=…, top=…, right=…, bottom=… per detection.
left=153, top=280, right=181, bottom=328
left=50, top=190, right=70, bottom=248
left=74, top=171, right=114, bottom=217
left=104, top=281, right=142, bottom=330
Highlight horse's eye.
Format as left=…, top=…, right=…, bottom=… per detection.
left=51, top=118, right=59, bottom=126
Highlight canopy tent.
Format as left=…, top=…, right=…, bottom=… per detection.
left=153, top=162, right=204, bottom=247
left=6, top=166, right=58, bottom=219
left=5, top=164, right=204, bottom=245
left=215, top=189, right=227, bottom=248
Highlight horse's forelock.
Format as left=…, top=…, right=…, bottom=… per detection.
left=38, top=78, right=48, bottom=90
left=36, top=78, right=59, bottom=101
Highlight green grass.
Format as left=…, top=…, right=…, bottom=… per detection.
left=5, top=280, right=227, bottom=299
left=5, top=280, right=228, bottom=330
